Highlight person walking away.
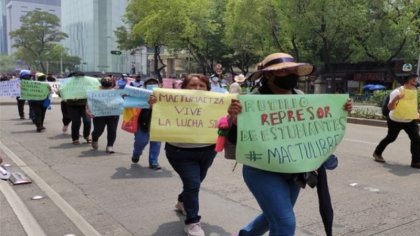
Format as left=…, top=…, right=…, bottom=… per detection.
left=227, top=52, right=352, bottom=236
left=373, top=73, right=420, bottom=168
left=131, top=78, right=162, bottom=169
left=29, top=73, right=51, bottom=132
left=87, top=76, right=120, bottom=153
left=129, top=75, right=143, bottom=87
left=61, top=71, right=95, bottom=145
left=229, top=74, right=246, bottom=94
left=149, top=74, right=217, bottom=236
left=16, top=70, right=32, bottom=120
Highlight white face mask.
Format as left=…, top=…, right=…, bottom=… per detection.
left=146, top=84, right=159, bottom=91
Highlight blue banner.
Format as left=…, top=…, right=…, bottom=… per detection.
left=87, top=90, right=124, bottom=117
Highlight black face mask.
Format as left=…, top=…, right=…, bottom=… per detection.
left=272, top=74, right=299, bottom=90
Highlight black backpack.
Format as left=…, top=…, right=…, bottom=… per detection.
left=382, top=94, right=390, bottom=117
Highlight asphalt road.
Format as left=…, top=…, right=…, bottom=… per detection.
left=1, top=101, right=419, bottom=236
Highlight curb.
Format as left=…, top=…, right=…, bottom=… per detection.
left=347, top=117, right=387, bottom=128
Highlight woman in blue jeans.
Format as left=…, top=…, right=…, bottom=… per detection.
left=131, top=78, right=162, bottom=169
left=227, top=52, right=352, bottom=236
left=150, top=74, right=217, bottom=236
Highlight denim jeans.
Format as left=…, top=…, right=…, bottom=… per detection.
left=239, top=165, right=300, bottom=236
left=92, top=116, right=119, bottom=147
left=133, top=129, right=161, bottom=165
left=165, top=143, right=216, bottom=224
left=374, top=118, right=420, bottom=163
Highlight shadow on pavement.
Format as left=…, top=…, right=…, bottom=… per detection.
left=151, top=220, right=232, bottom=236
left=78, top=149, right=112, bottom=157
left=111, top=164, right=173, bottom=179
left=48, top=133, right=71, bottom=139
left=382, top=163, right=420, bottom=177
left=11, top=120, right=34, bottom=125
left=49, top=142, right=90, bottom=149
left=10, top=129, right=38, bottom=134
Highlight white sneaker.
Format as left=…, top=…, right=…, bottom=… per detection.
left=175, top=201, right=186, bottom=215
left=184, top=222, right=204, bottom=236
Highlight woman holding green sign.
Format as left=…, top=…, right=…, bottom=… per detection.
left=227, top=52, right=352, bottom=236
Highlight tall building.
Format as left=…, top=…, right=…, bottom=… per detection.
left=61, top=0, right=144, bottom=73
left=4, top=0, right=60, bottom=55
left=0, top=0, right=7, bottom=54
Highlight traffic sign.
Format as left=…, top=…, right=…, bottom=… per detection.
left=110, top=50, right=122, bottom=55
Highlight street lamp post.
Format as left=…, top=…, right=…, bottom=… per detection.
left=60, top=51, right=63, bottom=75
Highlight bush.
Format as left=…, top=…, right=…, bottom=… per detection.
left=370, top=90, right=391, bottom=107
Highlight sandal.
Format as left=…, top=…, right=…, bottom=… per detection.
left=72, top=140, right=80, bottom=145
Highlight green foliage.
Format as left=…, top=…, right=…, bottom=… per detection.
left=118, top=0, right=419, bottom=76
left=0, top=55, right=16, bottom=72
left=351, top=0, right=420, bottom=63
left=371, top=90, right=392, bottom=107
left=9, top=10, right=68, bottom=72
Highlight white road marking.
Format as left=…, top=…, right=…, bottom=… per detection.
left=0, top=180, right=46, bottom=236
left=0, top=140, right=101, bottom=236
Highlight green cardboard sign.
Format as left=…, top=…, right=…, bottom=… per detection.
left=20, top=80, right=50, bottom=100
left=60, top=76, right=100, bottom=100
left=236, top=94, right=349, bottom=173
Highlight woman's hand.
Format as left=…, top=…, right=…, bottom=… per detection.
left=343, top=98, right=352, bottom=113
left=148, top=95, right=157, bottom=107
left=228, top=99, right=242, bottom=125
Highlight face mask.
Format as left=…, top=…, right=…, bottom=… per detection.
left=146, top=84, right=159, bottom=91
left=272, top=74, right=299, bottom=90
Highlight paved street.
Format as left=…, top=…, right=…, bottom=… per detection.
left=1, top=100, right=420, bottom=236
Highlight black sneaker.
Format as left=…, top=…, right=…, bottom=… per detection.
left=131, top=155, right=139, bottom=163
left=149, top=164, right=162, bottom=170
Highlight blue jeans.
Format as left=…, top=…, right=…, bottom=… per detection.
left=239, top=165, right=300, bottom=236
left=133, top=129, right=161, bottom=165
left=165, top=143, right=216, bottom=224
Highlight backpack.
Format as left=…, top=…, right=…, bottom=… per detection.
left=382, top=94, right=390, bottom=117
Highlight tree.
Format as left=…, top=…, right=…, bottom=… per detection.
left=0, top=55, right=16, bottom=73
left=9, top=10, right=68, bottom=72
left=351, top=0, right=420, bottom=63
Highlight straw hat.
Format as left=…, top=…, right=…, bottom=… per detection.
left=234, top=74, right=246, bottom=83
left=249, top=52, right=314, bottom=80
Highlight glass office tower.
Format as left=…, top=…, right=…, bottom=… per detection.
left=61, top=0, right=129, bottom=73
